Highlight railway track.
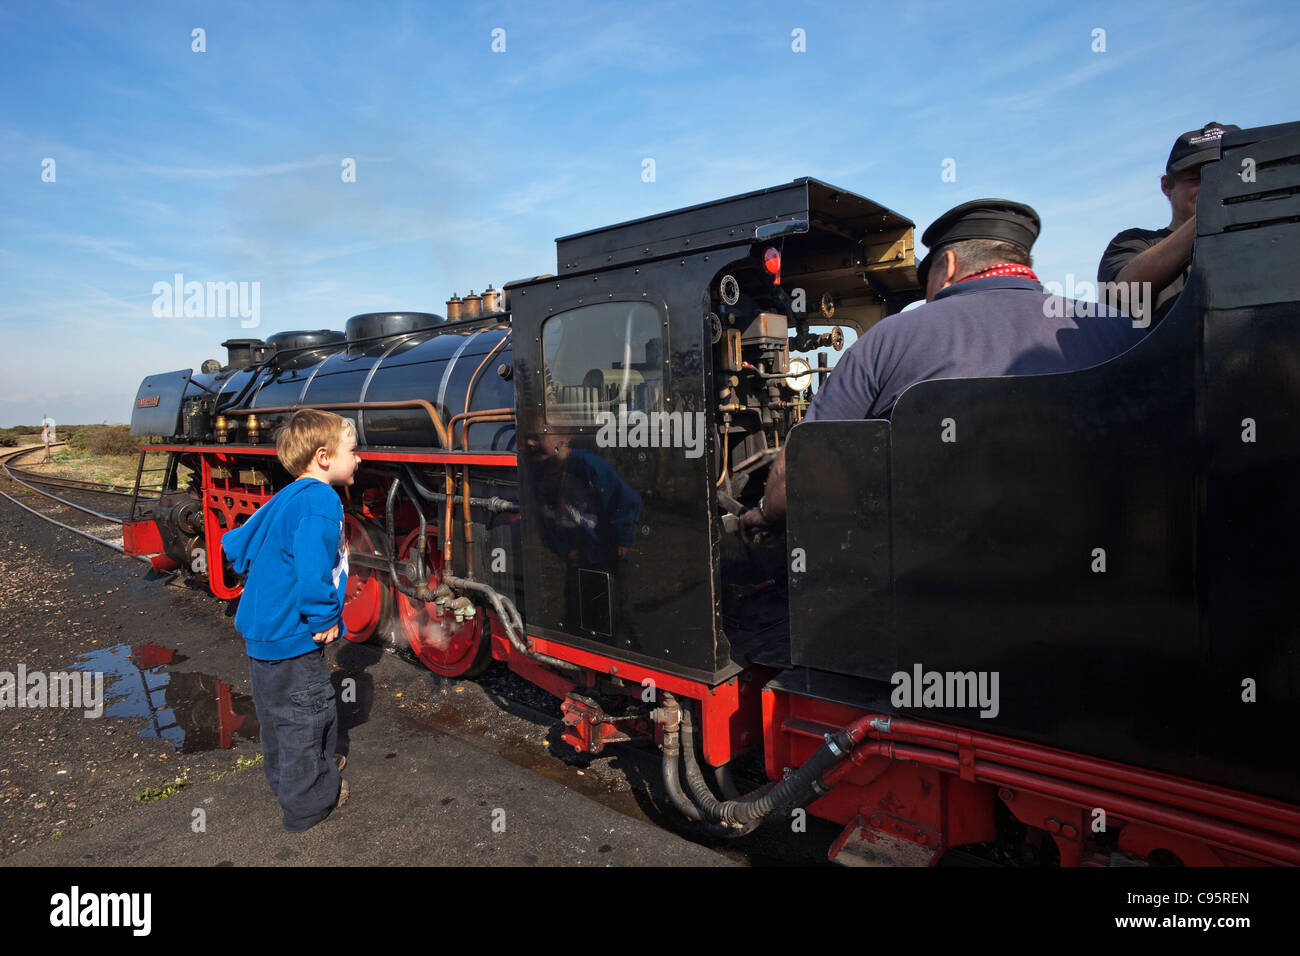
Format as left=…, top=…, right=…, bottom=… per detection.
left=0, top=445, right=151, bottom=558
left=3, top=466, right=156, bottom=497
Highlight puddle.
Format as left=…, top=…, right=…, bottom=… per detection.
left=69, top=642, right=260, bottom=752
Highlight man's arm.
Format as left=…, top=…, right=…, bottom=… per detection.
left=739, top=446, right=786, bottom=540
left=1101, top=219, right=1195, bottom=290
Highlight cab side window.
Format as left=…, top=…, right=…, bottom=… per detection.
left=542, top=302, right=665, bottom=425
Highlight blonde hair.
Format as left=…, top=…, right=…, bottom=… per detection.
left=275, top=409, right=355, bottom=477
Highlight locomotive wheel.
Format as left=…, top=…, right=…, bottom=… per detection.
left=342, top=514, right=392, bottom=643
left=394, top=529, right=491, bottom=678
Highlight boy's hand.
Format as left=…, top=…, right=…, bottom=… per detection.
left=313, top=624, right=340, bottom=645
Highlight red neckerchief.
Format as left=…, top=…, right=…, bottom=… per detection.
left=955, top=263, right=1039, bottom=284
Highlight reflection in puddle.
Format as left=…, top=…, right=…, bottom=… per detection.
left=69, top=643, right=259, bottom=751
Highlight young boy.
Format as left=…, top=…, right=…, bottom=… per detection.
left=221, top=408, right=361, bottom=832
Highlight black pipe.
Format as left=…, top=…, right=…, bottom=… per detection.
left=662, top=729, right=703, bottom=822
left=679, top=706, right=845, bottom=828
left=655, top=697, right=752, bottom=837
left=712, top=762, right=743, bottom=802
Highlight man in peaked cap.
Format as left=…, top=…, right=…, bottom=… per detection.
left=915, top=198, right=1041, bottom=300
left=740, top=197, right=1147, bottom=541
left=1098, top=121, right=1241, bottom=327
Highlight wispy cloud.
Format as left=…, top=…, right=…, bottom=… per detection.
left=136, top=155, right=345, bottom=180
left=36, top=233, right=174, bottom=271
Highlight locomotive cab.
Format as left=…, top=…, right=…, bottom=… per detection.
left=509, top=179, right=920, bottom=691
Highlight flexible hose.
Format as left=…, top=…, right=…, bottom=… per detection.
left=679, top=706, right=845, bottom=827
left=661, top=730, right=703, bottom=822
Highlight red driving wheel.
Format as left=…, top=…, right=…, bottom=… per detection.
left=394, top=528, right=491, bottom=678
left=342, top=514, right=392, bottom=643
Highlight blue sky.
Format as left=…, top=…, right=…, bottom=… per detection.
left=1, top=0, right=1296, bottom=426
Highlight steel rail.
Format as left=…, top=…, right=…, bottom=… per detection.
left=0, top=445, right=179, bottom=575
left=1, top=454, right=128, bottom=523
left=4, top=465, right=152, bottom=497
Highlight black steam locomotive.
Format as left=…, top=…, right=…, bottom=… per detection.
left=127, top=119, right=1300, bottom=865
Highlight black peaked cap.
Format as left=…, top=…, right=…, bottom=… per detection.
left=916, top=198, right=1041, bottom=287
left=1166, top=121, right=1242, bottom=174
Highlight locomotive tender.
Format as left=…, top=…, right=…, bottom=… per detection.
left=128, top=120, right=1300, bottom=866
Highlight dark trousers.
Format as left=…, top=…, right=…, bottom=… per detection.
left=247, top=648, right=341, bottom=832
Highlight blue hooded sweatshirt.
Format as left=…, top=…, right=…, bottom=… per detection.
left=221, top=477, right=349, bottom=661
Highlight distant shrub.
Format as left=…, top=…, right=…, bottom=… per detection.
left=0, top=426, right=40, bottom=446
left=65, top=428, right=91, bottom=454
left=69, top=424, right=143, bottom=457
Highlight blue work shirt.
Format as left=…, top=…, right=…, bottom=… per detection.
left=804, top=277, right=1148, bottom=421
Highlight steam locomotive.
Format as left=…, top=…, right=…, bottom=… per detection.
left=128, top=119, right=1300, bottom=865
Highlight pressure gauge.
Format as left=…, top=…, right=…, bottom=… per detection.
left=785, top=356, right=812, bottom=392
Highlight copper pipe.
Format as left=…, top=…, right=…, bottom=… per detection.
left=462, top=332, right=512, bottom=420
left=445, top=408, right=514, bottom=436
left=715, top=415, right=730, bottom=488
left=458, top=333, right=512, bottom=559
left=440, top=408, right=515, bottom=567
left=224, top=400, right=450, bottom=450
left=458, top=413, right=514, bottom=559
left=444, top=464, right=456, bottom=566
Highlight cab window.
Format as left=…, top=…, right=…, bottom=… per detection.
left=542, top=301, right=665, bottom=425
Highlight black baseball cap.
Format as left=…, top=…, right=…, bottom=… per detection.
left=916, top=198, right=1041, bottom=287
left=1166, top=122, right=1241, bottom=175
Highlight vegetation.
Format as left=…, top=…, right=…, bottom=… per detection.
left=0, top=425, right=42, bottom=447
left=136, top=777, right=191, bottom=803
left=135, top=753, right=262, bottom=803
left=66, top=424, right=146, bottom=457
left=6, top=421, right=192, bottom=489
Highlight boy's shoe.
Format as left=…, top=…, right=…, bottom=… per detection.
left=335, top=753, right=346, bottom=773
left=335, top=778, right=349, bottom=810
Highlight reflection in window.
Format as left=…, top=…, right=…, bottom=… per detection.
left=542, top=302, right=665, bottom=425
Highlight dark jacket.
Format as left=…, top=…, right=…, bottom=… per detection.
left=805, top=277, right=1147, bottom=421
